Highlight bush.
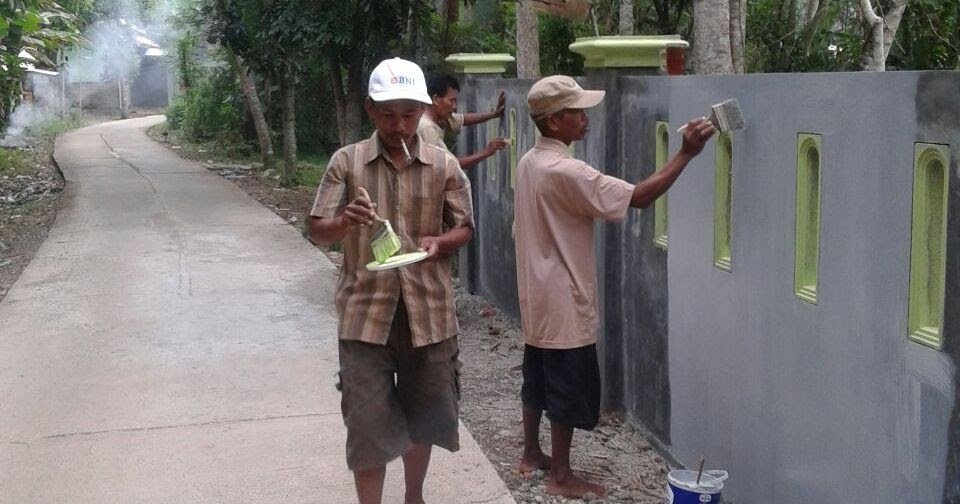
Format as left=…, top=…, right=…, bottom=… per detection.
left=165, top=96, right=187, bottom=130
left=167, top=66, right=245, bottom=144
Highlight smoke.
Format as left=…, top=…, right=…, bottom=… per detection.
left=0, top=70, right=64, bottom=146
left=68, top=0, right=181, bottom=84
left=0, top=0, right=183, bottom=141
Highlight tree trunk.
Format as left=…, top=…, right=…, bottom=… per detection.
left=226, top=49, right=274, bottom=172
left=442, top=0, right=459, bottom=56
left=803, top=0, right=820, bottom=26
left=619, top=0, right=635, bottom=35
left=858, top=0, right=907, bottom=71
left=692, top=0, right=734, bottom=74
left=281, top=73, right=297, bottom=186
left=880, top=1, right=908, bottom=61
left=343, top=53, right=364, bottom=144
left=516, top=0, right=540, bottom=79
left=263, top=77, right=272, bottom=130
left=800, top=0, right=831, bottom=53
left=729, top=0, right=745, bottom=73
left=119, top=78, right=129, bottom=119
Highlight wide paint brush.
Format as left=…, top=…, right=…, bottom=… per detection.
left=678, top=98, right=746, bottom=134
left=358, top=187, right=401, bottom=264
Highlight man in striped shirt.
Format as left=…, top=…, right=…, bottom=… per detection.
left=307, top=57, right=474, bottom=504
left=418, top=73, right=508, bottom=168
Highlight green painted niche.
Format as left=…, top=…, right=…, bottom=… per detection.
left=794, top=133, right=822, bottom=304
left=486, top=119, right=498, bottom=182
left=908, top=143, right=950, bottom=350
left=714, top=133, right=733, bottom=271
left=509, top=108, right=517, bottom=188
left=654, top=121, right=669, bottom=249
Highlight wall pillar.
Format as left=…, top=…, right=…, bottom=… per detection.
left=569, top=36, right=687, bottom=441
left=444, top=53, right=515, bottom=295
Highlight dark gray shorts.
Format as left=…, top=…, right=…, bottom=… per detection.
left=337, top=300, right=461, bottom=471
left=521, top=343, right=601, bottom=430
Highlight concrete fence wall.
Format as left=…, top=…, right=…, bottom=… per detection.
left=456, top=70, right=960, bottom=504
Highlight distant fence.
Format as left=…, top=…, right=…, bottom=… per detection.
left=456, top=70, right=960, bottom=504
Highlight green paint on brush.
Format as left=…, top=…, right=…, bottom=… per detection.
left=370, top=219, right=401, bottom=264
left=358, top=186, right=402, bottom=264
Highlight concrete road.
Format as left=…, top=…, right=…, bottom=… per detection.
left=0, top=117, right=514, bottom=504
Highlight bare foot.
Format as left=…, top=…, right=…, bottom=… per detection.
left=546, top=472, right=607, bottom=499
left=516, top=452, right=552, bottom=477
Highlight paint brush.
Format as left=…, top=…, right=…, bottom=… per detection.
left=677, top=98, right=746, bottom=134
left=358, top=187, right=401, bottom=264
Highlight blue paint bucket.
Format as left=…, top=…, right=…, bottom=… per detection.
left=666, top=469, right=727, bottom=504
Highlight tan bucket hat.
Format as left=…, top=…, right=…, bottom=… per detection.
left=527, top=75, right=605, bottom=119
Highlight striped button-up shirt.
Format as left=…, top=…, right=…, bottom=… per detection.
left=311, top=132, right=474, bottom=347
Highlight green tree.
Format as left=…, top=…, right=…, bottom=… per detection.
left=0, top=0, right=85, bottom=128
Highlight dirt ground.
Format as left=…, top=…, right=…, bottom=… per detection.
left=2, top=121, right=675, bottom=502
left=0, top=141, right=64, bottom=302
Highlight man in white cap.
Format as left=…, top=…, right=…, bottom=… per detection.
left=307, top=57, right=474, bottom=504
left=513, top=75, right=714, bottom=499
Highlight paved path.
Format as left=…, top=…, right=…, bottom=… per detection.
left=0, top=117, right=514, bottom=503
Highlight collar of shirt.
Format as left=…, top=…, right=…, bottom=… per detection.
left=364, top=132, right=435, bottom=167
left=534, top=136, right=572, bottom=158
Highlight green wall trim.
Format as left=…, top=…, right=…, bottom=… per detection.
left=486, top=119, right=498, bottom=182
left=568, top=35, right=688, bottom=69
left=509, top=108, right=517, bottom=188
left=654, top=121, right=669, bottom=249
left=714, top=133, right=733, bottom=271
left=907, top=142, right=950, bottom=350
left=445, top=53, right=515, bottom=74
left=794, top=133, right=822, bottom=304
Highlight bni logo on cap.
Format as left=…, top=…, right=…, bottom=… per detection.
left=390, top=75, right=415, bottom=86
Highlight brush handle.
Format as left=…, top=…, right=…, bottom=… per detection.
left=357, top=187, right=385, bottom=222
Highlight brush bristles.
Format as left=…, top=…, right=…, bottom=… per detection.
left=370, top=220, right=402, bottom=263
left=710, top=98, right=745, bottom=133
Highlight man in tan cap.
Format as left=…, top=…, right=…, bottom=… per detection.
left=513, top=75, right=714, bottom=499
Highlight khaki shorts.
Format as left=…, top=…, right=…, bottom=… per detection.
left=338, top=300, right=461, bottom=471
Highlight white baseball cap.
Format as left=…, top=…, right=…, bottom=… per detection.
left=368, top=57, right=432, bottom=105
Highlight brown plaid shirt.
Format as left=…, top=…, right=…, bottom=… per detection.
left=311, top=132, right=474, bottom=348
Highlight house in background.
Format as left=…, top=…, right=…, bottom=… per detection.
left=66, top=20, right=174, bottom=115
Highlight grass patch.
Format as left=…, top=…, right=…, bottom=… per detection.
left=150, top=120, right=329, bottom=188
left=293, top=155, right=327, bottom=187
left=0, top=148, right=31, bottom=176
left=25, top=114, right=83, bottom=140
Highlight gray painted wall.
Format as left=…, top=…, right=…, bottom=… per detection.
left=456, top=70, right=959, bottom=503
left=664, top=72, right=956, bottom=503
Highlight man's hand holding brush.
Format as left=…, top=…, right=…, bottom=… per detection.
left=342, top=188, right=377, bottom=228
left=678, top=117, right=715, bottom=158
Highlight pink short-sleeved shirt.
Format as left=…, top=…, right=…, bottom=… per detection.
left=513, top=136, right=635, bottom=349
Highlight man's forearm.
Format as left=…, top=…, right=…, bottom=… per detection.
left=435, top=226, right=473, bottom=254
left=457, top=148, right=493, bottom=169
left=461, top=110, right=499, bottom=126
left=307, top=215, right=350, bottom=246
left=630, top=151, right=693, bottom=208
